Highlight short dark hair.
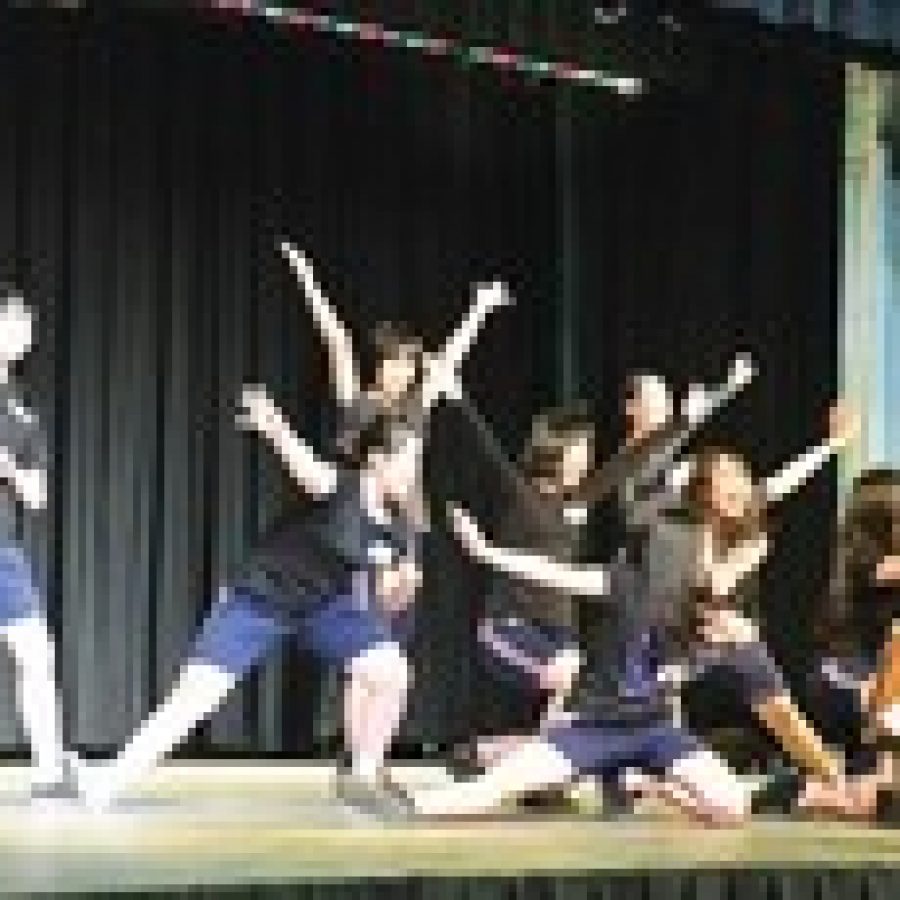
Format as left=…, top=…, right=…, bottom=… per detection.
left=520, top=403, right=596, bottom=489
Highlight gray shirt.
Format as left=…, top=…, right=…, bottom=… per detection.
left=0, top=381, right=47, bottom=546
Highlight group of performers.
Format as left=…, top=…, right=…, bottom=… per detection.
left=1, top=243, right=899, bottom=826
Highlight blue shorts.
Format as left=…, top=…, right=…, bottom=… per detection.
left=545, top=718, right=700, bottom=778
left=478, top=615, right=577, bottom=691
left=0, top=544, right=40, bottom=626
left=191, top=578, right=410, bottom=675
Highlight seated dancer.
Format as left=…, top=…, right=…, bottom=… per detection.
left=75, top=276, right=511, bottom=811
left=462, top=358, right=754, bottom=777
left=799, top=469, right=900, bottom=818
left=0, top=289, right=72, bottom=798
left=402, top=402, right=856, bottom=823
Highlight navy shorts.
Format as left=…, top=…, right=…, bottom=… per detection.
left=545, top=717, right=700, bottom=778
left=191, top=576, right=410, bottom=675
left=478, top=615, right=578, bottom=691
left=0, top=544, right=40, bottom=627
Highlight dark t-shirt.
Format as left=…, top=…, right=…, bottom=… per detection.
left=240, top=470, right=417, bottom=602
left=483, top=488, right=588, bottom=630
left=0, top=382, right=47, bottom=546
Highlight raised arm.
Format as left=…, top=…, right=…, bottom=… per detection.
left=280, top=241, right=360, bottom=407
left=417, top=282, right=512, bottom=416
left=762, top=402, right=857, bottom=505
left=644, top=354, right=756, bottom=487
left=585, top=355, right=755, bottom=507
left=699, top=527, right=771, bottom=599
left=448, top=503, right=609, bottom=597
left=237, top=384, right=338, bottom=499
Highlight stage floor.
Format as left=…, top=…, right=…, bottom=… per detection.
left=0, top=763, right=898, bottom=892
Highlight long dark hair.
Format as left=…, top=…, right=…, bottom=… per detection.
left=684, top=446, right=768, bottom=548
left=671, top=446, right=768, bottom=649
left=821, top=468, right=900, bottom=658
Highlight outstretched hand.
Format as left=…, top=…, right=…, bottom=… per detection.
left=727, top=354, right=755, bottom=391
left=827, top=400, right=860, bottom=448
left=476, top=280, right=512, bottom=313
left=236, top=384, right=282, bottom=436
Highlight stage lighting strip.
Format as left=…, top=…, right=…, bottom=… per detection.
left=223, top=4, right=642, bottom=95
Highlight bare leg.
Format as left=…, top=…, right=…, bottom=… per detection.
left=413, top=737, right=575, bottom=817
left=343, top=643, right=411, bottom=784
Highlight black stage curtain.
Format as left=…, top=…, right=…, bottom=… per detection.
left=0, top=7, right=839, bottom=754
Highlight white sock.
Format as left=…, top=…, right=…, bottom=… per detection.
left=82, top=661, right=237, bottom=806
left=413, top=738, right=574, bottom=817
left=352, top=754, right=381, bottom=784
left=1, top=615, right=66, bottom=779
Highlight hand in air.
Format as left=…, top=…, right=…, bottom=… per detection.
left=727, top=354, right=755, bottom=391
left=236, top=384, right=281, bottom=435
left=279, top=241, right=314, bottom=279
left=476, top=281, right=512, bottom=313
left=827, top=400, right=860, bottom=448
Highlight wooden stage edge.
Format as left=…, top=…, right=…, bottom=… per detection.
left=0, top=762, right=899, bottom=894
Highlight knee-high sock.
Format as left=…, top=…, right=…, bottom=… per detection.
left=344, top=643, right=411, bottom=783
left=80, top=661, right=238, bottom=806
left=754, top=693, right=842, bottom=782
left=1, top=615, right=66, bottom=778
left=412, top=738, right=574, bottom=816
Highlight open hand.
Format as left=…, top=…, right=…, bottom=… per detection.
left=827, top=400, right=860, bottom=448
left=237, top=384, right=281, bottom=435
left=727, top=354, right=755, bottom=391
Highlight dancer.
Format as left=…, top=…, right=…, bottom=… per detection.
left=76, top=279, right=511, bottom=811
left=798, top=469, right=900, bottom=818
left=463, top=358, right=756, bottom=777
left=281, top=240, right=438, bottom=527
left=0, top=288, right=71, bottom=798
left=403, top=401, right=855, bottom=822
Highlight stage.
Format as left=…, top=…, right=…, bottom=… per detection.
left=0, top=764, right=896, bottom=894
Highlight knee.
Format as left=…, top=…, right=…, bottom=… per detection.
left=349, top=641, right=412, bottom=693
left=669, top=750, right=751, bottom=826
left=0, top=614, right=54, bottom=670
left=541, top=647, right=583, bottom=695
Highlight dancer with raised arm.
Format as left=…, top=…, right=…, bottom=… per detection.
left=76, top=275, right=511, bottom=812
left=401, top=402, right=856, bottom=823
left=459, top=357, right=754, bottom=782
left=0, top=288, right=72, bottom=799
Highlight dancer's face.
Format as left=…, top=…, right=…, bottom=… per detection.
left=0, top=297, right=34, bottom=367
left=374, top=345, right=420, bottom=407
left=706, top=452, right=754, bottom=524
left=625, top=381, right=669, bottom=443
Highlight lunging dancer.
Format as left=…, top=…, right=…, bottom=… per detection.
left=402, top=402, right=856, bottom=822
left=0, top=288, right=71, bottom=798
left=75, top=271, right=511, bottom=811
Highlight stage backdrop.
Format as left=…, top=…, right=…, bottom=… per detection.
left=0, top=7, right=839, bottom=754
